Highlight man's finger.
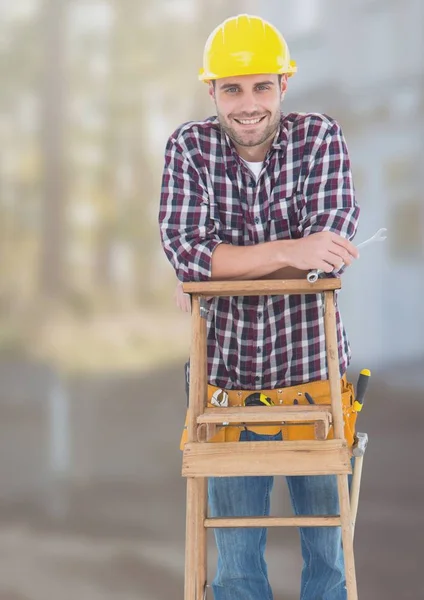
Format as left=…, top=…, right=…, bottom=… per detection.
left=319, top=260, right=335, bottom=273
left=327, top=250, right=346, bottom=269
left=331, top=247, right=353, bottom=266
left=331, top=236, right=359, bottom=258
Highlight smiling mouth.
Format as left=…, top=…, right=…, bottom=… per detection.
left=233, top=116, right=266, bottom=126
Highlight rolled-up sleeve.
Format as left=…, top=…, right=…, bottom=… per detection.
left=159, top=137, right=223, bottom=282
left=298, top=120, right=360, bottom=276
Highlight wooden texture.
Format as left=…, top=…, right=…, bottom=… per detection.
left=323, top=291, right=345, bottom=439
left=196, top=478, right=207, bottom=600
left=204, top=516, right=341, bottom=528
left=338, top=474, right=358, bottom=599
left=182, top=278, right=341, bottom=297
left=182, top=440, right=352, bottom=477
left=350, top=456, right=364, bottom=540
left=184, top=478, right=196, bottom=600
left=187, top=297, right=207, bottom=441
left=197, top=405, right=332, bottom=424
left=183, top=279, right=359, bottom=599
left=184, top=297, right=208, bottom=600
left=196, top=423, right=221, bottom=443
left=315, top=417, right=330, bottom=440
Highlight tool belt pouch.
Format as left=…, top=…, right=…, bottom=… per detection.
left=180, top=377, right=357, bottom=450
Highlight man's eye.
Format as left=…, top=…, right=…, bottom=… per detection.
left=226, top=87, right=239, bottom=94
left=257, top=85, right=271, bottom=91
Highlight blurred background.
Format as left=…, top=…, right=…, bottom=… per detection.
left=0, top=1, right=422, bottom=599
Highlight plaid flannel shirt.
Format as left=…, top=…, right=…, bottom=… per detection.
left=159, top=113, right=360, bottom=390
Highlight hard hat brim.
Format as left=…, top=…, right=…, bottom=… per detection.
left=199, top=61, right=297, bottom=82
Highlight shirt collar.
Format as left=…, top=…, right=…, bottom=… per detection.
left=271, top=117, right=289, bottom=150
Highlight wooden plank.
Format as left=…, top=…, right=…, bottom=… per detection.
left=185, top=298, right=207, bottom=600
left=338, top=473, right=358, bottom=598
left=350, top=456, right=364, bottom=540
left=197, top=405, right=332, bottom=424
left=182, top=440, right=352, bottom=477
left=196, top=478, right=207, bottom=600
left=324, top=291, right=345, bottom=439
left=204, top=515, right=341, bottom=528
left=182, top=278, right=341, bottom=297
left=187, top=298, right=207, bottom=442
left=184, top=478, right=196, bottom=600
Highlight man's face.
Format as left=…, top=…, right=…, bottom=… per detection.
left=209, top=73, right=286, bottom=150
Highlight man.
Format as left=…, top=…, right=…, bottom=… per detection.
left=159, top=14, right=360, bottom=600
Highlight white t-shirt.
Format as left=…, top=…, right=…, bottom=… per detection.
left=241, top=159, right=263, bottom=181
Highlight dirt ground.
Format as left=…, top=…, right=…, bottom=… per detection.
left=0, top=360, right=422, bottom=600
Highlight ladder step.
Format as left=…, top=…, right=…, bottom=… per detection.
left=205, top=515, right=341, bottom=528
left=197, top=405, right=332, bottom=425
left=182, top=439, right=351, bottom=477
left=183, top=278, right=341, bottom=296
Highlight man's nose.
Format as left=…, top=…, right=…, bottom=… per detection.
left=237, top=90, right=258, bottom=114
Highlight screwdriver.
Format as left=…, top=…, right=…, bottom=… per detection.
left=353, top=369, right=371, bottom=412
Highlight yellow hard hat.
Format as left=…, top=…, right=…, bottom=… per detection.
left=199, top=14, right=297, bottom=82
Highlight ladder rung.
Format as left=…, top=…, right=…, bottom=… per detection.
left=204, top=515, right=341, bottom=528
left=197, top=405, right=332, bottom=425
left=182, top=278, right=341, bottom=296
left=182, top=439, right=351, bottom=477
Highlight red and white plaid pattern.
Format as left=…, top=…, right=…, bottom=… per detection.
left=159, top=113, right=360, bottom=389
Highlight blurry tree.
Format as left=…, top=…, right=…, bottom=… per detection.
left=0, top=3, right=44, bottom=309
left=0, top=0, right=258, bottom=314
left=93, top=0, right=236, bottom=305
left=95, top=0, right=154, bottom=301
left=39, top=0, right=67, bottom=298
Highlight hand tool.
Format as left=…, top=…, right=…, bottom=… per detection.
left=304, top=392, right=315, bottom=405
left=307, top=227, right=388, bottom=283
left=353, top=368, right=371, bottom=413
left=350, top=368, right=371, bottom=540
left=244, top=392, right=274, bottom=407
left=210, top=388, right=229, bottom=408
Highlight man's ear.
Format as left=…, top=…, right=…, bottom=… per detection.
left=280, top=74, right=288, bottom=96
left=208, top=82, right=215, bottom=101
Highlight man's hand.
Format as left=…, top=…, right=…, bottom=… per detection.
left=285, top=232, right=359, bottom=272
left=174, top=281, right=191, bottom=313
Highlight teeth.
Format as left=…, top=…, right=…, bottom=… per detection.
left=237, top=117, right=262, bottom=124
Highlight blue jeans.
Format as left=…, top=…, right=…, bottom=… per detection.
left=208, top=429, right=347, bottom=600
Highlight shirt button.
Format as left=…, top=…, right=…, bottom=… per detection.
left=254, top=216, right=260, bottom=224
left=258, top=312, right=262, bottom=318
left=257, top=347, right=261, bottom=353
left=249, top=180, right=255, bottom=188
left=255, top=376, right=260, bottom=381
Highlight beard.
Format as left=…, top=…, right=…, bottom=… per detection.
left=217, top=108, right=281, bottom=148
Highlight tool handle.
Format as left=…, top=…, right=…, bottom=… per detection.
left=306, top=228, right=387, bottom=283
left=353, top=369, right=371, bottom=412
left=304, top=392, right=315, bottom=405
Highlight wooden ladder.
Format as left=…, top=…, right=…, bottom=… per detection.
left=181, top=278, right=358, bottom=600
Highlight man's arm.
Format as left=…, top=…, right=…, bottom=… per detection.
left=210, top=241, right=291, bottom=280
left=159, top=136, right=223, bottom=282
left=210, top=232, right=358, bottom=280
left=296, top=118, right=360, bottom=276
left=211, top=119, right=360, bottom=280
left=159, top=137, right=306, bottom=282
left=258, top=266, right=309, bottom=280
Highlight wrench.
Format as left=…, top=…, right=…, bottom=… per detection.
left=307, top=227, right=387, bottom=283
